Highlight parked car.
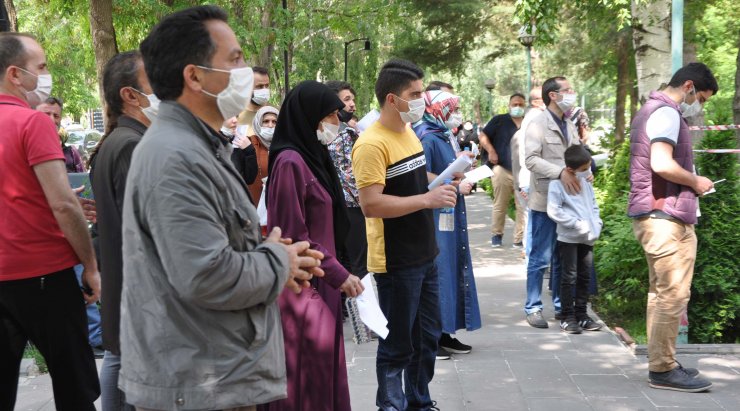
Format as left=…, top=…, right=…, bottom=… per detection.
left=67, top=129, right=102, bottom=164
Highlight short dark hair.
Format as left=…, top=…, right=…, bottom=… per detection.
left=510, top=93, right=526, bottom=101
left=252, top=65, right=269, bottom=76
left=140, top=5, right=228, bottom=100
left=0, top=33, right=35, bottom=80
left=667, top=62, right=719, bottom=94
left=43, top=96, right=64, bottom=110
left=324, top=80, right=356, bottom=97
left=542, top=76, right=567, bottom=106
left=564, top=145, right=592, bottom=169
left=426, top=80, right=453, bottom=92
left=375, top=58, right=424, bottom=107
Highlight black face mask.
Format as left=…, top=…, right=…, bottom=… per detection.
left=338, top=109, right=353, bottom=123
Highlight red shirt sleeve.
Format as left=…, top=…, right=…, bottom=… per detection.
left=23, top=111, right=64, bottom=167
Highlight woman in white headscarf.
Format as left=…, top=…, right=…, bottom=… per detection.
left=246, top=105, right=279, bottom=203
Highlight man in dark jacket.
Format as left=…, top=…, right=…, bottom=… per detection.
left=89, top=50, right=156, bottom=411
left=628, top=63, right=716, bottom=393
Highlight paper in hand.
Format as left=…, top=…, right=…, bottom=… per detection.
left=462, top=165, right=493, bottom=185
left=355, top=274, right=389, bottom=339
left=428, top=155, right=474, bottom=190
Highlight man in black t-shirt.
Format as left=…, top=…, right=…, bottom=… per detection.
left=479, top=93, right=526, bottom=248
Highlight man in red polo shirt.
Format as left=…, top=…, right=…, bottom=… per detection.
left=0, top=32, right=101, bottom=410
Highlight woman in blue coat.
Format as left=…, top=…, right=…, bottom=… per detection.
left=412, top=90, right=482, bottom=358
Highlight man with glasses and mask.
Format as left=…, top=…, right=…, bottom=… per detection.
left=628, top=62, right=717, bottom=393
left=522, top=76, right=581, bottom=329
left=119, top=6, right=325, bottom=411
left=0, top=32, right=101, bottom=410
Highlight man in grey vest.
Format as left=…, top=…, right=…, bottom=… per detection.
left=628, top=62, right=717, bottom=393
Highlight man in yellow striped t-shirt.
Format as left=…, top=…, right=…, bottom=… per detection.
left=352, top=59, right=457, bottom=411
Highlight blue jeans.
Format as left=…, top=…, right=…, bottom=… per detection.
left=375, top=261, right=441, bottom=411
left=100, top=351, right=134, bottom=411
left=524, top=210, right=561, bottom=314
left=74, top=264, right=103, bottom=348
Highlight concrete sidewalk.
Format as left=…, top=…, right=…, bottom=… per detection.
left=14, top=192, right=740, bottom=410
left=344, top=192, right=740, bottom=411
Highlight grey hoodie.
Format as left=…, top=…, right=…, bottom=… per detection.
left=547, top=177, right=603, bottom=245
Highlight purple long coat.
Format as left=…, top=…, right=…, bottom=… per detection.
left=262, top=150, right=351, bottom=411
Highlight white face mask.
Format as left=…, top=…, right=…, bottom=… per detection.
left=260, top=127, right=275, bottom=142
left=317, top=121, right=340, bottom=145
left=575, top=169, right=592, bottom=179
left=252, top=88, right=270, bottom=106
left=134, top=88, right=160, bottom=122
left=444, top=112, right=463, bottom=130
left=394, top=95, right=425, bottom=124
left=17, top=67, right=52, bottom=107
left=556, top=92, right=577, bottom=112
left=509, top=106, right=525, bottom=117
left=198, top=66, right=254, bottom=120
left=680, top=86, right=702, bottom=118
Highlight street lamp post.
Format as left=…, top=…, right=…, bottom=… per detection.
left=518, top=25, right=536, bottom=98
left=344, top=38, right=371, bottom=82
left=484, top=78, right=496, bottom=117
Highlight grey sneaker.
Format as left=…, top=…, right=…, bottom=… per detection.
left=491, top=235, right=503, bottom=247
left=676, top=361, right=700, bottom=378
left=560, top=320, right=582, bottom=334
left=578, top=317, right=603, bottom=331
left=526, top=311, right=548, bottom=328
left=649, top=367, right=712, bottom=392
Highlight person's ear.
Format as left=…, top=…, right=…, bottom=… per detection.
left=183, top=64, right=205, bottom=93
left=120, top=87, right=141, bottom=107
left=385, top=93, right=395, bottom=107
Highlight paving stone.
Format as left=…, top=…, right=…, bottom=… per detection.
left=527, top=397, right=593, bottom=411
left=571, top=374, right=642, bottom=398
left=587, top=396, right=658, bottom=411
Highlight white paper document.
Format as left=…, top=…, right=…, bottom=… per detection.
left=462, top=165, right=494, bottom=184
left=355, top=274, right=389, bottom=339
left=428, top=155, right=474, bottom=190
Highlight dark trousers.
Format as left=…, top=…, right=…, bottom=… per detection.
left=557, top=241, right=593, bottom=321
left=344, top=206, right=368, bottom=278
left=0, top=268, right=100, bottom=410
left=375, top=261, right=441, bottom=411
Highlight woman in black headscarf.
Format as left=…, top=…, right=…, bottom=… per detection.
left=261, top=81, right=363, bottom=411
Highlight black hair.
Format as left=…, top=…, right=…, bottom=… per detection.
left=564, top=145, right=592, bottom=170
left=89, top=50, right=142, bottom=167
left=667, top=62, right=719, bottom=94
left=426, top=80, right=453, bottom=92
left=0, top=33, right=35, bottom=80
left=510, top=93, right=526, bottom=101
left=139, top=5, right=228, bottom=101
left=542, top=76, right=567, bottom=106
left=324, top=80, right=356, bottom=97
left=43, top=96, right=64, bottom=110
left=252, top=66, right=269, bottom=76
left=374, top=58, right=424, bottom=107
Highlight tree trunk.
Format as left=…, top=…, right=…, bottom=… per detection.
left=615, top=28, right=630, bottom=144
left=3, top=0, right=17, bottom=32
left=255, top=1, right=275, bottom=68
left=88, top=0, right=118, bottom=108
left=631, top=0, right=672, bottom=104
left=682, top=41, right=705, bottom=145
left=734, top=35, right=740, bottom=151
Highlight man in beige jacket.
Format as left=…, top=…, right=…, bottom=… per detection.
left=523, top=76, right=580, bottom=329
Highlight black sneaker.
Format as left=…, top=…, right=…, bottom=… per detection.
left=491, top=235, right=503, bottom=248
left=676, top=361, right=700, bottom=378
left=526, top=311, right=548, bottom=328
left=436, top=347, right=451, bottom=360
left=578, top=317, right=603, bottom=331
left=560, top=320, right=582, bottom=334
left=440, top=334, right=472, bottom=354
left=512, top=241, right=523, bottom=248
left=649, top=367, right=712, bottom=392
left=554, top=311, right=564, bottom=321
left=430, top=400, right=440, bottom=411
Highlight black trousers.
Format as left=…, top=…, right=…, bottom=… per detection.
left=0, top=268, right=100, bottom=410
left=557, top=241, right=593, bottom=321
